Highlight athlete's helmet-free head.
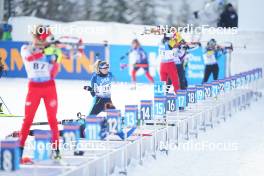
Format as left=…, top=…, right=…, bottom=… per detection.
left=207, top=38, right=217, bottom=48
left=132, top=39, right=140, bottom=49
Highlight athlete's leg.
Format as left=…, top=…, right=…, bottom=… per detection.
left=166, top=78, right=172, bottom=92
left=212, top=64, right=219, bottom=80
left=131, top=69, right=137, bottom=82
left=20, top=86, right=41, bottom=148
left=145, top=72, right=154, bottom=83
left=182, top=65, right=188, bottom=88
left=43, top=83, right=59, bottom=149
left=132, top=67, right=140, bottom=82
left=160, top=63, right=168, bottom=82
left=203, top=65, right=212, bottom=83
left=168, top=62, right=180, bottom=92
left=176, top=63, right=186, bottom=89
left=89, top=97, right=105, bottom=115
left=144, top=67, right=154, bottom=83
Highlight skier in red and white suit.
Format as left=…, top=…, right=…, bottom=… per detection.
left=19, top=25, right=62, bottom=163
left=158, top=33, right=180, bottom=92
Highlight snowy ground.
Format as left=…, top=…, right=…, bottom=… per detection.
left=128, top=91, right=264, bottom=176
left=1, top=78, right=264, bottom=176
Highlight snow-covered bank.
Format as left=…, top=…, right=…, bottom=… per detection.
left=129, top=92, right=264, bottom=176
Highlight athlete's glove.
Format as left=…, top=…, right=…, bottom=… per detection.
left=84, top=86, right=95, bottom=97
left=84, top=86, right=93, bottom=91
left=44, top=46, right=62, bottom=63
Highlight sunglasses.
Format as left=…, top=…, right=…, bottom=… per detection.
left=99, top=62, right=109, bottom=69
left=99, top=67, right=109, bottom=70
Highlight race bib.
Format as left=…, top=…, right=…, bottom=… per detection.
left=204, top=51, right=216, bottom=64
left=94, top=84, right=111, bottom=97
left=26, top=61, right=50, bottom=79
left=159, top=48, right=176, bottom=61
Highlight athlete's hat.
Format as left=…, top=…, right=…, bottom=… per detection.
left=32, top=25, right=53, bottom=41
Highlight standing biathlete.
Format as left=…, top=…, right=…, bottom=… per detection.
left=173, top=44, right=189, bottom=89
left=202, top=39, right=230, bottom=83
left=120, top=39, right=154, bottom=89
left=19, top=25, right=62, bottom=163
left=159, top=34, right=180, bottom=92
left=168, top=32, right=189, bottom=90
left=167, top=32, right=201, bottom=89
left=129, top=39, right=154, bottom=84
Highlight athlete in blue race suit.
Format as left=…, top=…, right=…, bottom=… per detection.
left=84, top=60, right=115, bottom=115
left=82, top=60, right=135, bottom=141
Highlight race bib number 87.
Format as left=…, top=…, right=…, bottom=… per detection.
left=27, top=61, right=50, bottom=78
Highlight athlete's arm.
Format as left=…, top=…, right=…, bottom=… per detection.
left=44, top=46, right=63, bottom=78
left=21, top=45, right=43, bottom=62
left=84, top=74, right=96, bottom=97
